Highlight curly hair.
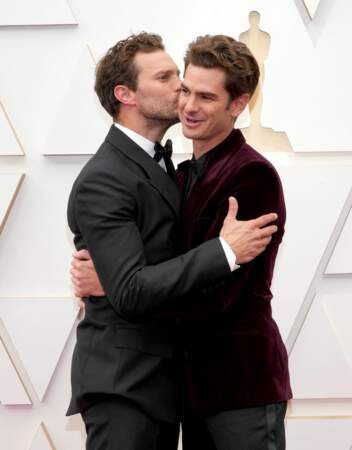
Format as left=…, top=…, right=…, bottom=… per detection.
left=95, top=32, right=164, bottom=118
left=184, top=35, right=259, bottom=100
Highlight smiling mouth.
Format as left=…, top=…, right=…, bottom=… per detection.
left=183, top=115, right=203, bottom=128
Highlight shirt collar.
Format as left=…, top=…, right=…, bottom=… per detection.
left=114, top=122, right=155, bottom=158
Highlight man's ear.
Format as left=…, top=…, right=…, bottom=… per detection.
left=230, top=93, right=250, bottom=119
left=114, top=85, right=136, bottom=106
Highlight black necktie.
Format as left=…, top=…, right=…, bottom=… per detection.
left=154, top=139, right=175, bottom=179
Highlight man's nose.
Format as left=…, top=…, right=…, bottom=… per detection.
left=184, top=96, right=198, bottom=113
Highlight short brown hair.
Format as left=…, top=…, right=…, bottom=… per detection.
left=95, top=32, right=164, bottom=118
left=184, top=35, right=259, bottom=100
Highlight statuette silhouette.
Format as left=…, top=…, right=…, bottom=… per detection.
left=240, top=11, right=292, bottom=152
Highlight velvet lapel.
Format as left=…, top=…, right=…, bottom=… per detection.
left=179, top=129, right=245, bottom=231
left=105, top=125, right=181, bottom=217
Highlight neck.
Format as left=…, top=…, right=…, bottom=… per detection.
left=193, top=126, right=234, bottom=159
left=116, top=110, right=169, bottom=143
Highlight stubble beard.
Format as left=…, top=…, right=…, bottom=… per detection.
left=139, top=98, right=180, bottom=130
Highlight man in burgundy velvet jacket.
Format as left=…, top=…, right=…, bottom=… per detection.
left=72, top=35, right=291, bottom=450
left=171, top=35, right=292, bottom=450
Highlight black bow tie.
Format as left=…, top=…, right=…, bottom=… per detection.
left=154, top=139, right=173, bottom=162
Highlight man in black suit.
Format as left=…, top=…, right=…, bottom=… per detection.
left=67, top=32, right=278, bottom=450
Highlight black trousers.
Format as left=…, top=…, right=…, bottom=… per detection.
left=81, top=396, right=179, bottom=450
left=182, top=402, right=287, bottom=450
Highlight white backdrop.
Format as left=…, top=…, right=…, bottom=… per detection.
left=1, top=0, right=352, bottom=449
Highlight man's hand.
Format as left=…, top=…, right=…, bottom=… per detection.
left=220, top=197, right=278, bottom=264
left=70, top=249, right=105, bottom=298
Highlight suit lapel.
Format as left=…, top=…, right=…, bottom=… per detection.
left=105, top=125, right=181, bottom=217
left=180, top=129, right=246, bottom=236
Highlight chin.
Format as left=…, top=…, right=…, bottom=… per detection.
left=164, top=109, right=179, bottom=123
left=182, top=126, right=201, bottom=139
left=181, top=127, right=194, bottom=139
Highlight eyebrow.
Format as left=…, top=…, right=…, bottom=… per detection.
left=155, top=68, right=180, bottom=77
left=181, top=82, right=218, bottom=98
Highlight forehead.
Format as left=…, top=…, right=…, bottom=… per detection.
left=134, top=50, right=179, bottom=75
left=183, top=64, right=227, bottom=94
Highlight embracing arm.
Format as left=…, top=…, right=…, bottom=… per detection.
left=74, top=171, right=230, bottom=320
left=72, top=169, right=278, bottom=319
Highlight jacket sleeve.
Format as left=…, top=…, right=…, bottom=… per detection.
left=73, top=170, right=231, bottom=320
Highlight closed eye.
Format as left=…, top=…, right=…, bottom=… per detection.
left=157, top=73, right=170, bottom=80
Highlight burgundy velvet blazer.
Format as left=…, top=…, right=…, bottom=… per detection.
left=175, top=129, right=292, bottom=415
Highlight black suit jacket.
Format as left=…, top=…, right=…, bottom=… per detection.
left=66, top=125, right=231, bottom=422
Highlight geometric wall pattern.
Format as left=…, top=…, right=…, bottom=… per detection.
left=43, top=46, right=110, bottom=155
left=325, top=206, right=352, bottom=274
left=0, top=102, right=25, bottom=155
left=0, top=0, right=77, bottom=26
left=280, top=181, right=352, bottom=363
left=0, top=330, right=31, bottom=405
left=324, top=294, right=352, bottom=372
left=289, top=293, right=352, bottom=398
left=1, top=0, right=352, bottom=448
left=295, top=0, right=337, bottom=47
left=267, top=170, right=352, bottom=409
left=0, top=173, right=25, bottom=234
left=270, top=165, right=352, bottom=342
left=302, top=0, right=322, bottom=18
left=29, top=423, right=55, bottom=450
left=0, top=299, right=78, bottom=402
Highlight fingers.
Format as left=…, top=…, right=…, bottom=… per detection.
left=254, top=235, right=273, bottom=249
left=257, top=224, right=278, bottom=238
left=71, top=257, right=94, bottom=271
left=70, top=268, right=88, bottom=287
left=225, top=197, right=239, bottom=220
left=258, top=235, right=272, bottom=247
left=74, top=282, right=86, bottom=298
left=70, top=268, right=86, bottom=294
left=73, top=249, right=91, bottom=260
left=252, top=212, right=278, bottom=229
left=70, top=261, right=85, bottom=275
left=71, top=250, right=93, bottom=299
left=75, top=289, right=84, bottom=299
left=250, top=236, right=272, bottom=253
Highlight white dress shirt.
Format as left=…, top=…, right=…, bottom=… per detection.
left=114, top=122, right=166, bottom=171
left=114, top=122, right=239, bottom=272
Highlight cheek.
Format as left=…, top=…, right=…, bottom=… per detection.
left=206, top=112, right=221, bottom=129
left=178, top=98, right=186, bottom=112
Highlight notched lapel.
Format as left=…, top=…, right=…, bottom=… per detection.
left=105, top=125, right=181, bottom=217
